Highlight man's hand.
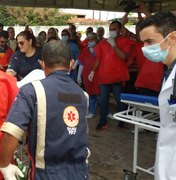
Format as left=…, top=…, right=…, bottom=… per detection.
left=0, top=163, right=24, bottom=180
left=88, top=71, right=94, bottom=82
left=107, top=37, right=116, bottom=47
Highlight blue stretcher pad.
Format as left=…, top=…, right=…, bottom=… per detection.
left=120, top=93, right=158, bottom=106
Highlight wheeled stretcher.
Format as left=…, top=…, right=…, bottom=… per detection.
left=113, top=93, right=160, bottom=176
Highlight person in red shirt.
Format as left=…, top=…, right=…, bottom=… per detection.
left=0, top=71, right=19, bottom=179
left=0, top=31, right=14, bottom=71
left=80, top=27, right=93, bottom=51
left=77, top=32, right=100, bottom=118
left=96, top=27, right=106, bottom=41
left=89, top=21, right=136, bottom=130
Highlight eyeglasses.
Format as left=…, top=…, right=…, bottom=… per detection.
left=17, top=41, right=25, bottom=46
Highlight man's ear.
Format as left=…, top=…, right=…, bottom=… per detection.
left=69, top=59, right=74, bottom=71
left=169, top=31, right=176, bottom=44
left=38, top=60, right=45, bottom=70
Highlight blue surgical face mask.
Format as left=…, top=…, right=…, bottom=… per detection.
left=142, top=34, right=171, bottom=62
left=88, top=41, right=96, bottom=48
left=109, top=31, right=117, bottom=38
left=61, top=35, right=69, bottom=42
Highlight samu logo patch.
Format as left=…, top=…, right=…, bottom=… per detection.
left=63, top=106, right=79, bottom=135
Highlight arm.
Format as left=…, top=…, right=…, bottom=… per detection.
left=77, top=64, right=84, bottom=85
left=113, top=45, right=128, bottom=60
left=0, top=132, right=24, bottom=179
left=91, top=59, right=99, bottom=72
left=6, top=71, right=15, bottom=76
left=6, top=52, right=19, bottom=77
left=107, top=38, right=128, bottom=60
left=0, top=133, right=19, bottom=167
left=121, top=12, right=129, bottom=26
left=88, top=59, right=99, bottom=82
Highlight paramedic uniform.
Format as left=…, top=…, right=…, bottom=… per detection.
left=1, top=70, right=89, bottom=180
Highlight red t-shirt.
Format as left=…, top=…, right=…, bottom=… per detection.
left=94, top=36, right=135, bottom=84
left=0, top=47, right=14, bottom=71
left=80, top=38, right=88, bottom=52
left=0, top=71, right=18, bottom=179
left=78, top=47, right=100, bottom=95
left=134, top=42, right=164, bottom=91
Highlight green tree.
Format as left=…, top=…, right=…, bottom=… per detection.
left=0, top=6, right=74, bottom=26
left=0, top=6, right=17, bottom=25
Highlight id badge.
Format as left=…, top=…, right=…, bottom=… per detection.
left=169, top=104, right=176, bottom=122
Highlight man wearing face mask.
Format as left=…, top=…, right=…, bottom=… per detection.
left=61, top=29, right=79, bottom=83
left=88, top=21, right=135, bottom=130
left=139, top=12, right=176, bottom=180
left=77, top=32, right=100, bottom=119
left=80, top=27, right=93, bottom=51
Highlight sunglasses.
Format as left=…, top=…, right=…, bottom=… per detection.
left=17, top=41, right=25, bottom=46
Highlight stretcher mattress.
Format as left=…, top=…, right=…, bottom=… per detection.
left=120, top=93, right=158, bottom=106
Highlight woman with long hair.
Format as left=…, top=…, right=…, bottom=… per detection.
left=6, top=31, right=42, bottom=80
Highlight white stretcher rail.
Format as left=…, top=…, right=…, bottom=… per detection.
left=113, top=98, right=160, bottom=176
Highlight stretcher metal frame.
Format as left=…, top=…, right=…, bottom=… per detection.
left=113, top=99, right=160, bottom=176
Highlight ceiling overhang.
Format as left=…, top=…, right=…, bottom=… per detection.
left=0, top=0, right=175, bottom=12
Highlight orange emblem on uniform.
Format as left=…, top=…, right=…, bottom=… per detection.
left=63, top=106, right=79, bottom=127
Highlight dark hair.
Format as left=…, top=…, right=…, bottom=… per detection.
left=61, top=29, right=71, bottom=36
left=42, top=40, right=71, bottom=68
left=47, top=27, right=59, bottom=40
left=7, top=26, right=14, bottom=32
left=138, top=11, right=176, bottom=38
left=87, top=32, right=99, bottom=43
left=69, top=24, right=76, bottom=30
left=17, top=31, right=37, bottom=47
left=86, top=27, right=93, bottom=32
left=110, top=21, right=122, bottom=29
left=0, top=30, right=9, bottom=39
left=47, top=36, right=58, bottom=42
left=38, top=31, right=46, bottom=37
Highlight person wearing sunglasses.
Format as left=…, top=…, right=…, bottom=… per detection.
left=0, top=31, right=14, bottom=72
left=6, top=31, right=42, bottom=80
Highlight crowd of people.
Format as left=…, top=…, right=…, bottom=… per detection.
left=0, top=4, right=164, bottom=126
left=0, top=3, right=176, bottom=179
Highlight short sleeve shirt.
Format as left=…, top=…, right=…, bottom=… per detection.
left=7, top=47, right=42, bottom=80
